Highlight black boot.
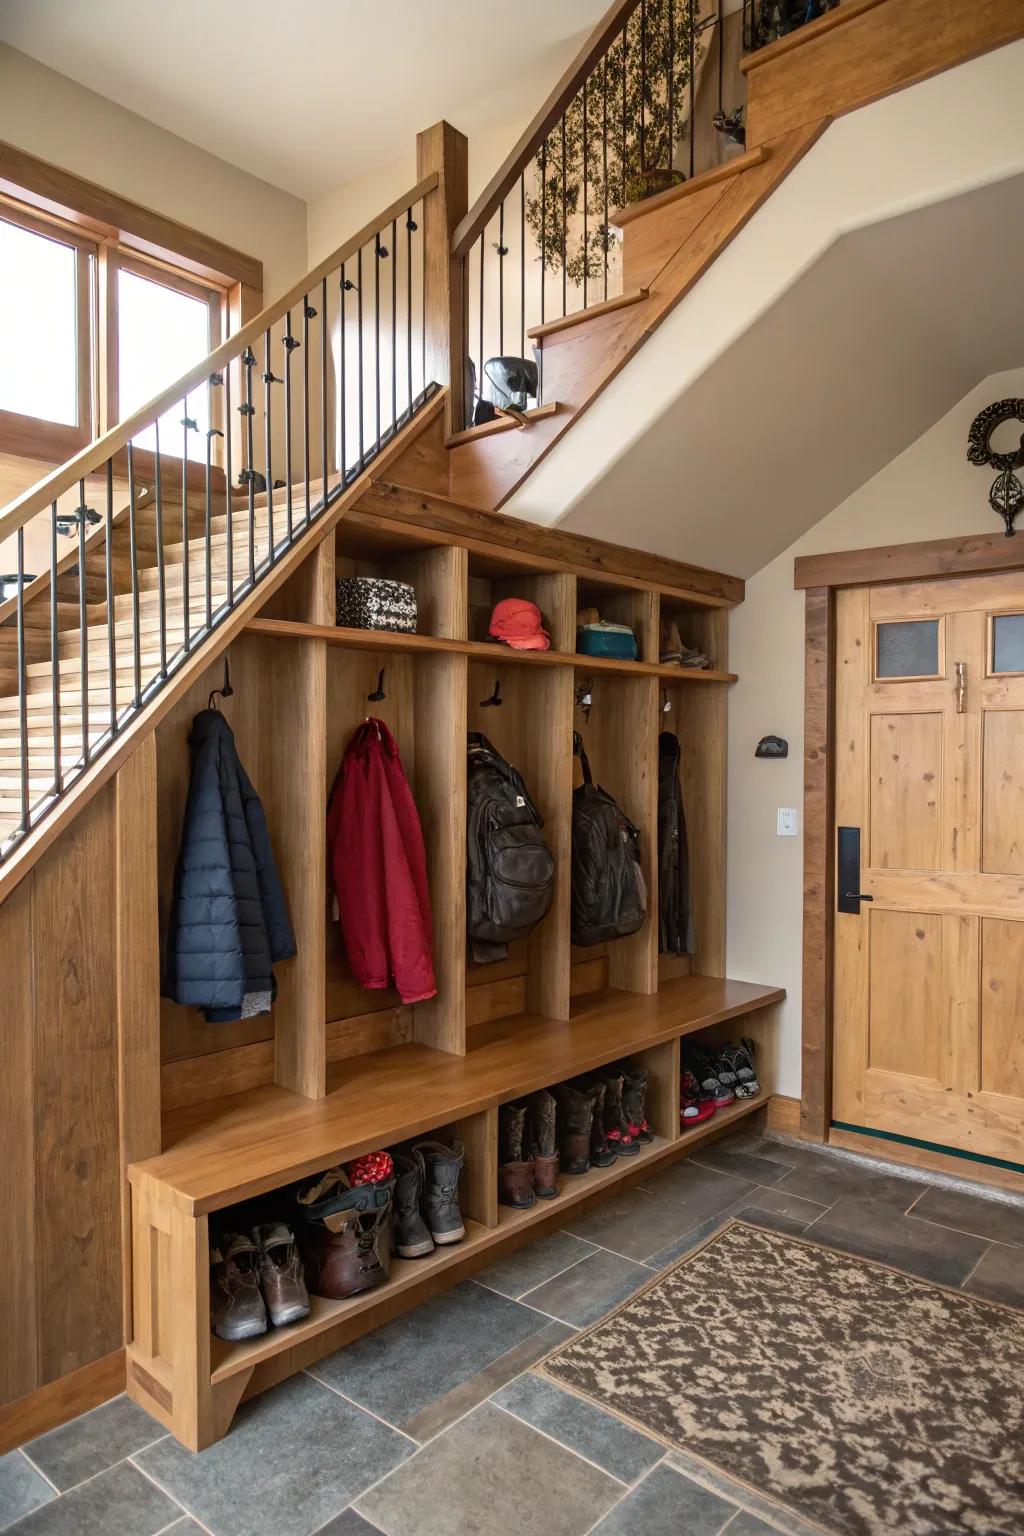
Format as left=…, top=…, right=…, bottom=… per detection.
left=525, top=1090, right=559, bottom=1200
left=414, top=1139, right=466, bottom=1244
left=391, top=1150, right=434, bottom=1259
left=599, top=1069, right=640, bottom=1157
left=552, top=1082, right=592, bottom=1175
left=622, top=1064, right=654, bottom=1144
left=498, top=1101, right=535, bottom=1208
left=576, top=1076, right=617, bottom=1168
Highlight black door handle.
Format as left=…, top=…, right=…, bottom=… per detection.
left=837, top=828, right=871, bottom=913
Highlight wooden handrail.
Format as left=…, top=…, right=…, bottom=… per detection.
left=0, top=172, right=440, bottom=543
left=451, top=0, right=641, bottom=259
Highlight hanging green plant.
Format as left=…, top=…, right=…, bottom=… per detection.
left=525, top=0, right=710, bottom=287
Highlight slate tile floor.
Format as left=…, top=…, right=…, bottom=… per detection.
left=3, top=1128, right=1022, bottom=1536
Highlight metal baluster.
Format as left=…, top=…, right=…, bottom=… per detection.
left=242, top=348, right=256, bottom=587
left=478, top=231, right=484, bottom=415
left=641, top=0, right=647, bottom=173
left=374, top=234, right=382, bottom=453
left=321, top=276, right=328, bottom=498
left=391, top=216, right=397, bottom=436
left=498, top=200, right=505, bottom=356
left=264, top=327, right=275, bottom=567
left=669, top=0, right=676, bottom=172
left=717, top=0, right=725, bottom=120
left=540, top=141, right=547, bottom=328
left=204, top=426, right=214, bottom=623
left=224, top=369, right=234, bottom=607
left=127, top=443, right=141, bottom=708
left=181, top=405, right=191, bottom=651
left=340, top=270, right=349, bottom=485
left=603, top=56, right=610, bottom=301
left=622, top=20, right=629, bottom=205
left=689, top=0, right=696, bottom=178
left=520, top=174, right=526, bottom=377
left=16, top=525, right=27, bottom=832
left=104, top=465, right=116, bottom=735
left=582, top=78, right=588, bottom=311
left=283, top=314, right=296, bottom=540
left=302, top=296, right=312, bottom=524
left=561, top=114, right=568, bottom=317
left=154, top=421, right=167, bottom=676
left=49, top=502, right=61, bottom=792
left=406, top=210, right=414, bottom=417
left=77, top=477, right=89, bottom=764
left=356, top=248, right=365, bottom=470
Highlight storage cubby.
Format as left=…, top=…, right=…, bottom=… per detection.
left=129, top=485, right=784, bottom=1455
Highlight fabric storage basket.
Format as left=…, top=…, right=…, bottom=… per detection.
left=336, top=576, right=418, bottom=633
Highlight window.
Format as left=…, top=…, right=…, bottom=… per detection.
left=118, top=261, right=219, bottom=461
left=0, top=206, right=93, bottom=455
left=875, top=619, right=941, bottom=680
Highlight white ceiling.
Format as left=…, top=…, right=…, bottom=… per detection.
left=0, top=0, right=608, bottom=199
left=558, top=173, right=1024, bottom=579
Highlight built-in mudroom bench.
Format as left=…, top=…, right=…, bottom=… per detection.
left=126, top=482, right=783, bottom=1450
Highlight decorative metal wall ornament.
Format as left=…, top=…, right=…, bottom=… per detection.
left=967, top=398, right=1024, bottom=536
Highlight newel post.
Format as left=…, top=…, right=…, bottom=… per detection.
left=416, top=121, right=468, bottom=437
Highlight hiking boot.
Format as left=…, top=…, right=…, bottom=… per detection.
left=525, top=1089, right=559, bottom=1200
left=498, top=1101, right=535, bottom=1209
left=211, top=1233, right=267, bottom=1341
left=295, top=1166, right=394, bottom=1298
left=622, top=1064, right=654, bottom=1144
left=253, top=1222, right=310, bottom=1327
left=598, top=1069, right=640, bottom=1157
left=414, top=1139, right=466, bottom=1244
left=391, top=1150, right=434, bottom=1259
left=576, top=1076, right=617, bottom=1168
left=552, top=1082, right=593, bottom=1175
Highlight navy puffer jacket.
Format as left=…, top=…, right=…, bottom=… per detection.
left=162, top=709, right=296, bottom=1021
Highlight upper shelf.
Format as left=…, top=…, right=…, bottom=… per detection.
left=245, top=619, right=738, bottom=683
left=135, top=975, right=783, bottom=1215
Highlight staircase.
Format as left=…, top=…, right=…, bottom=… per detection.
left=0, top=0, right=1020, bottom=895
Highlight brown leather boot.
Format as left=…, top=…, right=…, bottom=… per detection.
left=210, top=1233, right=267, bottom=1341
left=552, top=1082, right=593, bottom=1175
left=253, top=1222, right=310, bottom=1327
left=498, top=1101, right=535, bottom=1209
left=622, top=1063, right=654, bottom=1144
left=576, top=1076, right=617, bottom=1168
left=598, top=1069, right=640, bottom=1157
left=295, top=1167, right=394, bottom=1298
left=525, top=1089, right=559, bottom=1200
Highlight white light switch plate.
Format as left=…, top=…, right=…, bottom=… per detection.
left=777, top=807, right=799, bottom=837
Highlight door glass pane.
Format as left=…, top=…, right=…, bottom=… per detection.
left=876, top=620, right=939, bottom=679
left=119, top=269, right=211, bottom=459
left=0, top=218, right=79, bottom=426
left=992, top=613, right=1024, bottom=674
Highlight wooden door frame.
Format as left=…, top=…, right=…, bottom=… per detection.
left=794, top=529, right=1024, bottom=1143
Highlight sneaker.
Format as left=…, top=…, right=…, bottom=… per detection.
left=680, top=1069, right=716, bottom=1128
left=211, top=1233, right=267, bottom=1341
left=686, top=1046, right=735, bottom=1108
left=253, top=1222, right=310, bottom=1327
left=720, top=1040, right=761, bottom=1100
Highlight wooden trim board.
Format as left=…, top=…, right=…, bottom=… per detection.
left=795, top=528, right=1024, bottom=591
left=0, top=1349, right=126, bottom=1456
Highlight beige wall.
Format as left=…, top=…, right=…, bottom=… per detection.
left=0, top=44, right=308, bottom=303
left=726, top=368, right=1024, bottom=1101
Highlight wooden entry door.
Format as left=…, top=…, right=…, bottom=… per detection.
left=834, top=572, right=1024, bottom=1164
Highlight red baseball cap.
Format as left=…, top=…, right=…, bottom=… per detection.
left=488, top=597, right=551, bottom=651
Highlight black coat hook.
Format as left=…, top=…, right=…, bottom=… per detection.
left=480, top=678, right=503, bottom=708
left=367, top=667, right=386, bottom=702
left=208, top=655, right=233, bottom=711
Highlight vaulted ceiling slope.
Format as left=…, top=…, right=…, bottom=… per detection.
left=0, top=0, right=608, bottom=199
left=506, top=41, right=1024, bottom=581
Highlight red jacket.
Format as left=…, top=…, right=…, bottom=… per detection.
left=326, top=719, right=436, bottom=1005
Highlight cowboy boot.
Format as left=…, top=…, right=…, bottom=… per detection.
left=413, top=1139, right=466, bottom=1244
left=552, top=1082, right=593, bottom=1175
left=575, top=1076, right=617, bottom=1168
left=598, top=1069, right=640, bottom=1157
left=390, top=1150, right=434, bottom=1259
left=498, top=1101, right=535, bottom=1209
left=525, top=1089, right=559, bottom=1200
left=621, top=1064, right=654, bottom=1144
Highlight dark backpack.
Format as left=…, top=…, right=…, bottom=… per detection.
left=571, top=732, right=647, bottom=946
left=658, top=731, right=694, bottom=955
left=466, top=733, right=555, bottom=963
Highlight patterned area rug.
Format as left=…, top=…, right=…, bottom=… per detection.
left=536, top=1221, right=1024, bottom=1536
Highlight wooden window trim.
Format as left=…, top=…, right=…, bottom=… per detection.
left=0, top=200, right=95, bottom=459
